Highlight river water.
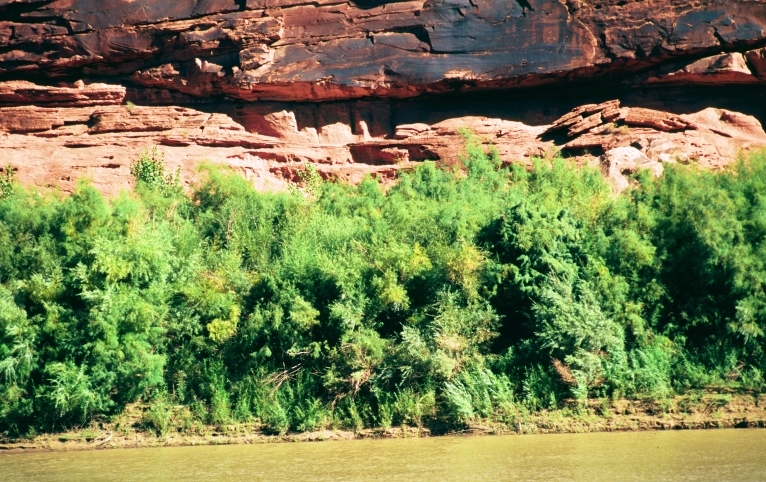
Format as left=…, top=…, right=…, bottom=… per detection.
left=1, top=429, right=765, bottom=481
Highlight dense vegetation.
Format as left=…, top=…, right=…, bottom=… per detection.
left=1, top=140, right=765, bottom=438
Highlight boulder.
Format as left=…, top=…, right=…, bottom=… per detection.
left=647, top=53, right=757, bottom=84
left=602, top=147, right=663, bottom=192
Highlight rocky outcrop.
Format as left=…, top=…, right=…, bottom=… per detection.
left=645, top=53, right=758, bottom=84
left=2, top=87, right=764, bottom=195
left=3, top=0, right=766, bottom=102
left=0, top=80, right=126, bottom=107
left=602, top=147, right=663, bottom=192
left=544, top=100, right=766, bottom=168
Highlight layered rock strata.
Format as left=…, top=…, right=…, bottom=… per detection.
left=2, top=82, right=764, bottom=195
left=3, top=1, right=766, bottom=102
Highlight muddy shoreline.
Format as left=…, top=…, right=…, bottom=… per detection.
left=1, top=392, right=763, bottom=454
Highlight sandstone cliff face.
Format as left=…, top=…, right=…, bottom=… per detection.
left=3, top=0, right=766, bottom=193
left=2, top=91, right=764, bottom=195
left=3, top=0, right=766, bottom=101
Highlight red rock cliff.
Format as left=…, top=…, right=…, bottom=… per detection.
left=3, top=0, right=766, bottom=101
left=2, top=0, right=766, bottom=192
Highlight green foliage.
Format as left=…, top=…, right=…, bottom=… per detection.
left=0, top=165, right=13, bottom=200
left=129, top=147, right=180, bottom=194
left=143, top=396, right=172, bottom=436
left=1, top=139, right=766, bottom=437
left=392, top=389, right=436, bottom=427
left=295, top=163, right=323, bottom=196
left=262, top=400, right=289, bottom=434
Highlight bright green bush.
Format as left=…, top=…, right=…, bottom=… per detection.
left=1, top=140, right=765, bottom=437
left=0, top=165, right=13, bottom=200
left=130, top=147, right=180, bottom=194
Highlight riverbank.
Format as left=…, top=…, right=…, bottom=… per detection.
left=1, top=391, right=763, bottom=453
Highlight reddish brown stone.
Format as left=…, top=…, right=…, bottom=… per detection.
left=623, top=108, right=693, bottom=132
left=0, top=93, right=765, bottom=195
left=89, top=106, right=211, bottom=134
left=745, top=48, right=766, bottom=79
left=2, top=1, right=766, bottom=101
left=547, top=100, right=621, bottom=134
left=646, top=53, right=757, bottom=84
left=0, top=81, right=125, bottom=107
left=569, top=113, right=603, bottom=137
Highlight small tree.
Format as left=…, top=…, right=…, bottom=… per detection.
left=130, top=147, right=180, bottom=194
left=296, top=163, right=323, bottom=196
left=0, top=164, right=14, bottom=200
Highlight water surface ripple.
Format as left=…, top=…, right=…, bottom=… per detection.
left=2, top=429, right=765, bottom=481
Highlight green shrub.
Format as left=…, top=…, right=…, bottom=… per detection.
left=393, top=389, right=436, bottom=427
left=262, top=401, right=289, bottom=435
left=129, top=147, right=179, bottom=193
left=0, top=165, right=13, bottom=200
left=1, top=137, right=766, bottom=436
left=143, top=397, right=172, bottom=436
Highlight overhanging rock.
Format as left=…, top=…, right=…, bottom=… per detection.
left=3, top=0, right=766, bottom=101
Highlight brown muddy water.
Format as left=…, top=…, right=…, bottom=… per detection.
left=1, top=429, right=765, bottom=481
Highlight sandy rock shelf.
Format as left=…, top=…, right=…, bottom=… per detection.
left=1, top=86, right=765, bottom=195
